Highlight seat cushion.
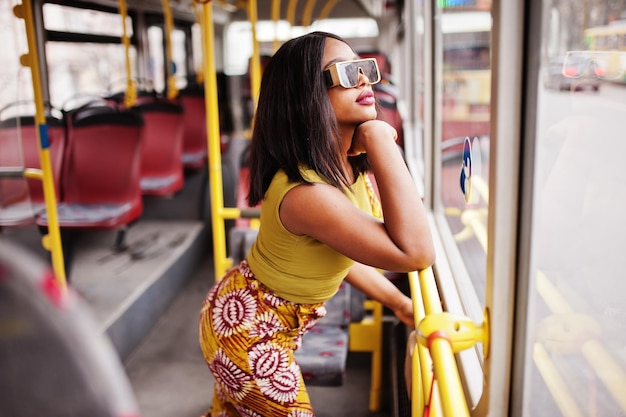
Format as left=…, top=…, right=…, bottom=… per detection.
left=296, top=325, right=349, bottom=387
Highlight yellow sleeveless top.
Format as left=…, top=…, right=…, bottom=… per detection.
left=246, top=168, right=380, bottom=304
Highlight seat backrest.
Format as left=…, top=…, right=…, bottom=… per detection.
left=375, top=85, right=405, bottom=150
left=132, top=98, right=184, bottom=196
left=0, top=120, right=30, bottom=209
left=0, top=115, right=65, bottom=204
left=62, top=105, right=143, bottom=209
left=0, top=240, right=140, bottom=417
left=179, top=87, right=207, bottom=168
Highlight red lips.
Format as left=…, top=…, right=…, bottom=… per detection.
left=356, top=90, right=375, bottom=105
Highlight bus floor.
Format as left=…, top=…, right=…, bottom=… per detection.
left=123, top=253, right=398, bottom=417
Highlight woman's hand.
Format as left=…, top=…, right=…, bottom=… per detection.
left=391, top=295, right=416, bottom=329
left=344, top=263, right=416, bottom=329
left=348, top=120, right=397, bottom=156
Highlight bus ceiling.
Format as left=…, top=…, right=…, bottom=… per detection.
left=226, top=0, right=383, bottom=21
left=49, top=0, right=389, bottom=22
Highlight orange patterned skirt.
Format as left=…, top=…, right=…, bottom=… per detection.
left=198, top=261, right=326, bottom=416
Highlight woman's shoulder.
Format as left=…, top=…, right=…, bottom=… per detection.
left=264, top=167, right=330, bottom=205
left=270, top=166, right=327, bottom=186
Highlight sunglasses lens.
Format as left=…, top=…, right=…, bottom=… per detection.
left=336, top=59, right=380, bottom=87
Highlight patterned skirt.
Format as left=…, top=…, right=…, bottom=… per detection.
left=198, top=261, right=326, bottom=417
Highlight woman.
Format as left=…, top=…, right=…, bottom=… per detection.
left=199, top=31, right=435, bottom=416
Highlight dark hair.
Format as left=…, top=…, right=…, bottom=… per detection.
left=247, top=31, right=370, bottom=206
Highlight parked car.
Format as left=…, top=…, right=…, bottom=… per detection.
left=544, top=54, right=602, bottom=92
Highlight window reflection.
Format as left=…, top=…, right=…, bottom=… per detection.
left=529, top=1, right=626, bottom=415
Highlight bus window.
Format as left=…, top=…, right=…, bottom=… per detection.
left=0, top=1, right=32, bottom=109
left=429, top=7, right=493, bottom=408
left=41, top=3, right=137, bottom=109
left=191, top=23, right=203, bottom=79
left=43, top=3, right=129, bottom=37
left=172, top=29, right=188, bottom=89
left=437, top=8, right=492, bottom=311
left=147, top=26, right=189, bottom=93
left=47, top=42, right=135, bottom=109
left=147, top=26, right=164, bottom=92
left=522, top=3, right=626, bottom=416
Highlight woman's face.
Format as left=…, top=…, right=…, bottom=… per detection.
left=322, top=38, right=378, bottom=128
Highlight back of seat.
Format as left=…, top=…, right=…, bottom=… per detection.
left=179, top=86, right=208, bottom=168
left=0, top=115, right=65, bottom=225
left=38, top=105, right=144, bottom=228
left=0, top=239, right=140, bottom=416
left=375, top=83, right=405, bottom=149
left=1, top=115, right=65, bottom=204
left=132, top=99, right=184, bottom=196
left=0, top=121, right=32, bottom=225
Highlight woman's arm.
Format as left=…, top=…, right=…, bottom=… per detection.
left=345, top=262, right=414, bottom=328
left=280, top=120, right=435, bottom=272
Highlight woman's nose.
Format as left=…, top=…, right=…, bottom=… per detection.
left=357, top=67, right=370, bottom=86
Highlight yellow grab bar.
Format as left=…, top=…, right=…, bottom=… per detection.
left=271, top=0, right=281, bottom=52
left=287, top=0, right=298, bottom=26
left=408, top=269, right=489, bottom=417
left=247, top=0, right=261, bottom=111
left=161, top=0, right=178, bottom=99
left=302, top=0, right=316, bottom=26
left=118, top=0, right=137, bottom=107
left=201, top=0, right=231, bottom=279
left=318, top=0, right=339, bottom=20
left=13, top=1, right=66, bottom=290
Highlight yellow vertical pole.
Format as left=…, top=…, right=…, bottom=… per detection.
left=368, top=300, right=383, bottom=411
left=271, top=0, right=281, bottom=52
left=302, top=0, right=317, bottom=27
left=409, top=271, right=430, bottom=416
left=318, top=0, right=339, bottom=20
left=194, top=5, right=205, bottom=84
left=248, top=0, right=261, bottom=110
left=201, top=0, right=230, bottom=279
left=13, top=1, right=66, bottom=290
left=119, top=0, right=137, bottom=108
left=287, top=0, right=298, bottom=26
left=162, top=0, right=178, bottom=99
left=429, top=337, right=470, bottom=417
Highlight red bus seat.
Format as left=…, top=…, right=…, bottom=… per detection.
left=0, top=115, right=65, bottom=226
left=37, top=105, right=143, bottom=230
left=375, top=83, right=405, bottom=149
left=132, top=99, right=184, bottom=196
left=179, top=86, right=208, bottom=168
left=0, top=239, right=140, bottom=416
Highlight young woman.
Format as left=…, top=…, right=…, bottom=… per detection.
left=199, top=31, right=435, bottom=416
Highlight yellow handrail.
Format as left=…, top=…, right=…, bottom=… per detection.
left=118, top=0, right=137, bottom=107
left=287, top=0, right=298, bottom=26
left=318, top=0, right=339, bottom=20
left=161, top=0, right=178, bottom=99
left=13, top=1, right=66, bottom=290
left=200, top=0, right=231, bottom=279
left=408, top=268, right=489, bottom=417
left=302, top=0, right=317, bottom=27
left=271, top=0, right=281, bottom=52
left=247, top=0, right=261, bottom=111
left=408, top=270, right=434, bottom=416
